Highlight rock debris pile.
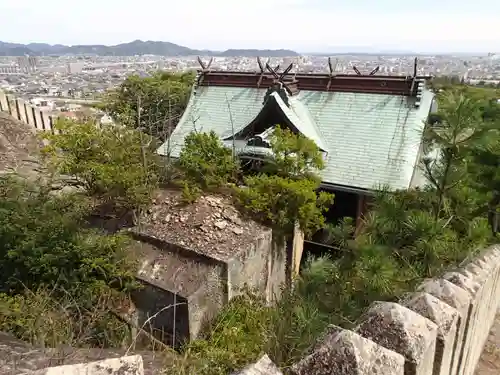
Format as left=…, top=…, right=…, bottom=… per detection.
left=140, top=189, right=266, bottom=260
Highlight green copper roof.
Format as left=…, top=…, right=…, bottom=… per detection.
left=273, top=93, right=328, bottom=151
left=162, top=86, right=266, bottom=157
left=158, top=83, right=434, bottom=191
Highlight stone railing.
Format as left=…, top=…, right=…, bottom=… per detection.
left=14, top=244, right=498, bottom=374
left=237, top=244, right=500, bottom=375
left=27, top=355, right=144, bottom=375
left=0, top=89, right=55, bottom=132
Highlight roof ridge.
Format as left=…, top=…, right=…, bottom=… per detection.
left=288, top=94, right=327, bottom=149
left=269, top=92, right=328, bottom=152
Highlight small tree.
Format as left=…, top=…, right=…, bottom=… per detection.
left=422, top=90, right=491, bottom=219
left=99, top=71, right=194, bottom=140
left=41, top=118, right=160, bottom=212
left=263, top=126, right=325, bottom=179
left=235, top=126, right=333, bottom=236
left=237, top=175, right=332, bottom=235
left=468, top=130, right=500, bottom=234
left=177, top=130, right=239, bottom=202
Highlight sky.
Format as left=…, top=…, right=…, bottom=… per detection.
left=1, top=0, right=500, bottom=53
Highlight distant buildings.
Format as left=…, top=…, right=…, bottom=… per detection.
left=16, top=56, right=38, bottom=73
left=0, top=53, right=499, bottom=121
left=29, top=97, right=55, bottom=112
left=67, top=62, right=85, bottom=74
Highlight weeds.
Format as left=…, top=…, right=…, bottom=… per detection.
left=0, top=286, right=130, bottom=348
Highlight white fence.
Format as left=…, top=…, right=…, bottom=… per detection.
left=0, top=89, right=55, bottom=132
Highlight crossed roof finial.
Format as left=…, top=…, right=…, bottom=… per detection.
left=197, top=56, right=213, bottom=72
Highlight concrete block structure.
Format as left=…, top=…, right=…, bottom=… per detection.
left=129, top=190, right=286, bottom=347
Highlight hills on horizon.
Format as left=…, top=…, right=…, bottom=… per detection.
left=1, top=39, right=476, bottom=57
left=0, top=40, right=300, bottom=57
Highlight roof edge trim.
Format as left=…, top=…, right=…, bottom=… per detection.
left=224, top=93, right=327, bottom=152
left=156, top=80, right=199, bottom=156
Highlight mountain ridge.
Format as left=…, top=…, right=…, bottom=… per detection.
left=0, top=40, right=299, bottom=57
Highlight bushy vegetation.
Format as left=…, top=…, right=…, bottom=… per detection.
left=0, top=71, right=499, bottom=374
left=0, top=175, right=138, bottom=347
left=98, top=71, right=194, bottom=140
left=41, top=118, right=161, bottom=213
left=177, top=130, right=239, bottom=203
left=1, top=111, right=163, bottom=348
left=235, top=127, right=333, bottom=235
left=175, top=126, right=333, bottom=232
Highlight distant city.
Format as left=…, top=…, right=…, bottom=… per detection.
left=1, top=39, right=499, bottom=125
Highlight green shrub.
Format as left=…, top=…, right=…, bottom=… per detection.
left=235, top=175, right=332, bottom=236
left=234, top=126, right=333, bottom=235
left=177, top=131, right=239, bottom=201
left=0, top=286, right=130, bottom=348
left=0, top=175, right=138, bottom=347
left=0, top=175, right=137, bottom=296
left=41, top=119, right=160, bottom=211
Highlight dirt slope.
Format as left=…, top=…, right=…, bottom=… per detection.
left=475, top=310, right=500, bottom=375
left=0, top=111, right=43, bottom=176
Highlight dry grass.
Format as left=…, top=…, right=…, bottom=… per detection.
left=0, top=286, right=177, bottom=375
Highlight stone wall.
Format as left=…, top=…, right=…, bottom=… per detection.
left=130, top=232, right=228, bottom=343
left=0, top=330, right=165, bottom=375
left=236, top=244, right=500, bottom=375
left=0, top=89, right=55, bottom=132
left=33, top=355, right=144, bottom=375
